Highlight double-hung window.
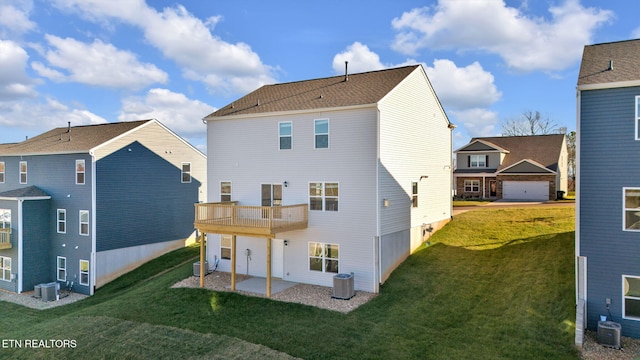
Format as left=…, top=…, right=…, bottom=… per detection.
left=464, top=180, right=480, bottom=192
left=19, top=161, right=27, bottom=184
left=57, top=256, right=67, bottom=281
left=76, top=160, right=85, bottom=184
left=309, top=182, right=338, bottom=211
left=314, top=119, right=329, bottom=149
left=0, top=209, right=10, bottom=232
left=624, top=188, right=640, bottom=230
left=221, top=182, right=232, bottom=202
left=57, top=209, right=66, bottom=233
left=0, top=162, right=4, bottom=183
left=79, top=210, right=89, bottom=236
left=636, top=96, right=640, bottom=140
left=308, top=242, right=339, bottom=273
left=279, top=122, right=292, bottom=150
left=470, top=155, right=486, bottom=168
left=412, top=182, right=419, bottom=208
left=0, top=256, right=10, bottom=281
left=79, top=260, right=89, bottom=286
left=181, top=163, right=192, bottom=183
left=623, top=275, right=640, bottom=320
left=221, top=235, right=232, bottom=260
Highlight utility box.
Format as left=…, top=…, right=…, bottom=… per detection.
left=332, top=272, right=355, bottom=300
left=33, top=284, right=43, bottom=298
left=597, top=321, right=621, bottom=349
left=193, top=261, right=209, bottom=277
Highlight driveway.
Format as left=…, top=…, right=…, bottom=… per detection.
left=453, top=200, right=575, bottom=215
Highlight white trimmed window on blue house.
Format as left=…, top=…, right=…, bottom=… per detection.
left=79, top=210, right=89, bottom=236
left=181, top=163, right=191, bottom=183
left=279, top=121, right=292, bottom=150
left=0, top=161, right=4, bottom=183
left=0, top=209, right=10, bottom=232
left=19, top=161, right=27, bottom=184
left=624, top=188, right=640, bottom=231
left=314, top=119, right=329, bottom=149
left=79, top=260, right=89, bottom=286
left=76, top=160, right=85, bottom=185
left=57, top=209, right=66, bottom=234
left=0, top=256, right=10, bottom=282
left=623, top=275, right=640, bottom=320
left=57, top=256, right=66, bottom=281
left=635, top=96, right=640, bottom=140
left=308, top=242, right=339, bottom=273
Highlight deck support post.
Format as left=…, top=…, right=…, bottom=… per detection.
left=231, top=235, right=237, bottom=291
left=266, top=237, right=272, bottom=298
left=199, top=232, right=206, bottom=288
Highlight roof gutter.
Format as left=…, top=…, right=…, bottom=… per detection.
left=202, top=103, right=378, bottom=122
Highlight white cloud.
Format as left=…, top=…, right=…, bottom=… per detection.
left=632, top=27, right=640, bottom=39
left=425, top=59, right=501, bottom=110
left=118, top=88, right=213, bottom=138
left=449, top=108, right=500, bottom=138
left=391, top=0, right=613, bottom=72
left=332, top=42, right=386, bottom=74
left=32, top=35, right=168, bottom=89
left=0, top=40, right=37, bottom=99
left=0, top=97, right=106, bottom=130
left=51, top=0, right=275, bottom=94
left=0, top=2, right=36, bottom=37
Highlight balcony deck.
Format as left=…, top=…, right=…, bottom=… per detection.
left=194, top=202, right=308, bottom=237
left=0, top=229, right=10, bottom=249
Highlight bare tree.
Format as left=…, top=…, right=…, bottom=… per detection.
left=501, top=110, right=558, bottom=136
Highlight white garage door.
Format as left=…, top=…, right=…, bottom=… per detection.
left=502, top=181, right=549, bottom=201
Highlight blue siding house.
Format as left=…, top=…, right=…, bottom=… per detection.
left=0, top=120, right=206, bottom=296
left=577, top=39, right=640, bottom=340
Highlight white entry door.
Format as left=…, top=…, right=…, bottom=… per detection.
left=503, top=181, right=549, bottom=201
left=271, top=239, right=284, bottom=278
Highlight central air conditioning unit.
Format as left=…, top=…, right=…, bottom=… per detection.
left=332, top=272, right=355, bottom=300
left=193, top=261, right=209, bottom=277
left=597, top=321, right=621, bottom=349
left=41, top=282, right=59, bottom=302
left=33, top=284, right=43, bottom=299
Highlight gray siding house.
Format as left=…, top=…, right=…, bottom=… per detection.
left=0, top=120, right=206, bottom=296
left=576, top=39, right=640, bottom=340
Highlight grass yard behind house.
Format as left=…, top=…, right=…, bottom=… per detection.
left=0, top=206, right=578, bottom=359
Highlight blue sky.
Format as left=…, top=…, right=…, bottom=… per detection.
left=0, top=0, right=635, bottom=152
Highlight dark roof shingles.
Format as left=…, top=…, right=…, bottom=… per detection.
left=207, top=65, right=420, bottom=118
left=578, top=39, right=640, bottom=86
left=469, top=134, right=565, bottom=172
left=0, top=185, right=50, bottom=198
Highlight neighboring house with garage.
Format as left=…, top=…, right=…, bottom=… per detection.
left=0, top=119, right=206, bottom=296
left=453, top=134, right=568, bottom=201
left=195, top=64, right=454, bottom=296
left=576, top=38, right=640, bottom=340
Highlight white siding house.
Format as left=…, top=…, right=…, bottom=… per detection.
left=198, top=65, right=453, bottom=294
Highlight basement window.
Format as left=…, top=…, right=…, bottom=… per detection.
left=623, top=275, right=640, bottom=320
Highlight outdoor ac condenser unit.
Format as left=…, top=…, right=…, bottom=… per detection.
left=597, top=321, right=621, bottom=349
left=193, top=261, right=209, bottom=277
left=332, top=272, right=355, bottom=300
left=41, top=282, right=58, bottom=302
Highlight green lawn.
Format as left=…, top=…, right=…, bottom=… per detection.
left=1, top=206, right=578, bottom=359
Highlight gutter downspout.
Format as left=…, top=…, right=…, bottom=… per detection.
left=17, top=199, right=23, bottom=293
left=90, top=151, right=97, bottom=295
left=575, top=89, right=582, bottom=305
left=374, top=106, right=381, bottom=293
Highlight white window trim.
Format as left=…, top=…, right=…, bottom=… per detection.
left=0, top=209, right=10, bottom=233
left=308, top=242, right=339, bottom=273
left=623, top=274, right=640, bottom=321
left=0, top=256, right=11, bottom=282
left=0, top=161, right=4, bottom=183
left=221, top=234, right=232, bottom=260
left=79, top=259, right=89, bottom=286
left=181, top=162, right=192, bottom=183
left=309, top=182, right=339, bottom=212
left=464, top=180, right=480, bottom=192
left=79, top=210, right=89, bottom=236
left=314, top=119, right=329, bottom=149
left=220, top=181, right=232, bottom=202
left=76, top=159, right=85, bottom=185
left=636, top=96, right=640, bottom=141
left=57, top=209, right=66, bottom=234
left=623, top=187, right=640, bottom=231
left=19, top=161, right=27, bottom=184
left=470, top=155, right=486, bottom=168
left=279, top=121, right=293, bottom=150
left=57, top=256, right=67, bottom=281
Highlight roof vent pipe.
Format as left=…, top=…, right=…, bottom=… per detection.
left=608, top=60, right=614, bottom=71
left=345, top=61, right=349, bottom=82
left=67, top=121, right=71, bottom=133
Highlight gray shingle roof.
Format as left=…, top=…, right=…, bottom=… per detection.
left=0, top=120, right=151, bottom=155
left=467, top=134, right=565, bottom=172
left=0, top=186, right=50, bottom=198
left=578, top=39, right=640, bottom=86
left=206, top=65, right=421, bottom=118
